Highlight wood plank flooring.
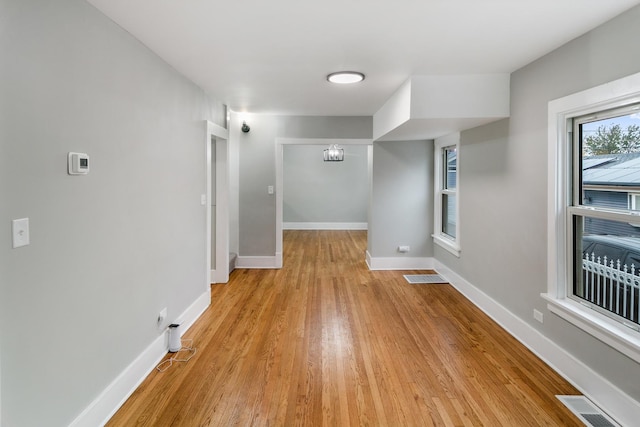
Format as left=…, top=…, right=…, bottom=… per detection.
left=107, top=230, right=582, bottom=426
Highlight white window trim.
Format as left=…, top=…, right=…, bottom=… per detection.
left=434, top=133, right=461, bottom=257
left=546, top=71, right=640, bottom=363
left=629, top=193, right=640, bottom=211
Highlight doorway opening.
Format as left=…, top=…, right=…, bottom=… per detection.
left=275, top=138, right=373, bottom=268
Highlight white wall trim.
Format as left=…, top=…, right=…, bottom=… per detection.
left=173, top=289, right=211, bottom=333
left=434, top=260, right=640, bottom=427
left=236, top=255, right=282, bottom=269
left=432, top=234, right=461, bottom=258
left=284, top=222, right=367, bottom=230
left=69, top=289, right=211, bottom=427
left=206, top=120, right=230, bottom=285
left=433, top=133, right=461, bottom=257
left=366, top=251, right=435, bottom=270
left=547, top=72, right=640, bottom=301
left=542, top=294, right=640, bottom=364
left=546, top=73, right=640, bottom=364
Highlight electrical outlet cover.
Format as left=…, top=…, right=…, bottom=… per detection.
left=158, top=307, right=168, bottom=327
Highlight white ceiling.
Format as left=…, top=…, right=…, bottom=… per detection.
left=86, top=0, right=640, bottom=117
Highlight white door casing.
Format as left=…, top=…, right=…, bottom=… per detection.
left=206, top=121, right=230, bottom=284
left=275, top=137, right=372, bottom=268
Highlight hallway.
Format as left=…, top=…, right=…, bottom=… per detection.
left=108, top=230, right=581, bottom=426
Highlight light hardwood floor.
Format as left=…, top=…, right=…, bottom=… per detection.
left=108, top=230, right=582, bottom=426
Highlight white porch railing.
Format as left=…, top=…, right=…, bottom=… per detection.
left=582, top=253, right=640, bottom=324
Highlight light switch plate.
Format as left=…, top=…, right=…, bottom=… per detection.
left=12, top=218, right=30, bottom=248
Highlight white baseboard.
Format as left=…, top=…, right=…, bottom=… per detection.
left=283, top=222, right=368, bottom=230
left=365, top=251, right=435, bottom=270
left=69, top=289, right=211, bottom=427
left=236, top=254, right=282, bottom=269
left=174, top=289, right=211, bottom=335
left=433, top=261, right=640, bottom=427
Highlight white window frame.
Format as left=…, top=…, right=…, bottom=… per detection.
left=629, top=193, right=640, bottom=211
left=545, top=71, right=640, bottom=363
left=433, top=133, right=461, bottom=257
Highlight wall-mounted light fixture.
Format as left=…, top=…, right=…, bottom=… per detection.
left=241, top=121, right=250, bottom=133
left=323, top=144, right=344, bottom=162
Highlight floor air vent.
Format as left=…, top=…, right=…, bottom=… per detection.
left=556, top=395, right=620, bottom=427
left=403, top=274, right=447, bottom=284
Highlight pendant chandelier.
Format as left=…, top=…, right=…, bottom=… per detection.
left=323, top=144, right=344, bottom=162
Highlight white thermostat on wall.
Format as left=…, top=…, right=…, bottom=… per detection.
left=68, top=152, right=90, bottom=175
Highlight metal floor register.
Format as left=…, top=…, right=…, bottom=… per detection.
left=403, top=274, right=448, bottom=284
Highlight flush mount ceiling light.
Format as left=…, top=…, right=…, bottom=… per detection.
left=323, top=144, right=344, bottom=162
left=327, top=71, right=365, bottom=84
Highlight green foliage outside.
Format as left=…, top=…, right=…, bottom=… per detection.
left=584, top=124, right=640, bottom=155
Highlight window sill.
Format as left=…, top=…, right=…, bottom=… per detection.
left=541, top=293, right=640, bottom=364
left=432, top=234, right=460, bottom=257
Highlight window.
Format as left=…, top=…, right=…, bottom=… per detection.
left=434, top=133, right=460, bottom=256
left=546, top=72, right=640, bottom=362
left=442, top=146, right=457, bottom=238
left=572, top=105, right=640, bottom=328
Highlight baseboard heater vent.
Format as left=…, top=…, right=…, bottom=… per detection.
left=556, top=395, right=620, bottom=427
left=403, top=274, right=447, bottom=284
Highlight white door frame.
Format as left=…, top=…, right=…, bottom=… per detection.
left=206, top=121, right=230, bottom=284
left=275, top=137, right=372, bottom=268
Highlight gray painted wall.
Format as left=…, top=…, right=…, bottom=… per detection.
left=231, top=114, right=372, bottom=256
left=229, top=122, right=240, bottom=257
left=0, top=0, right=225, bottom=425
left=283, top=145, right=368, bottom=224
left=434, top=6, right=640, bottom=402
left=369, top=140, right=434, bottom=258
left=5, top=1, right=640, bottom=424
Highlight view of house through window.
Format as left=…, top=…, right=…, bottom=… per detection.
left=572, top=104, right=640, bottom=327
left=442, top=147, right=457, bottom=238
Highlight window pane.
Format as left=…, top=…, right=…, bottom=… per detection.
left=444, top=147, right=457, bottom=190
left=629, top=193, right=640, bottom=211
left=442, top=193, right=456, bottom=238
left=579, top=111, right=640, bottom=210
left=574, top=215, right=640, bottom=325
